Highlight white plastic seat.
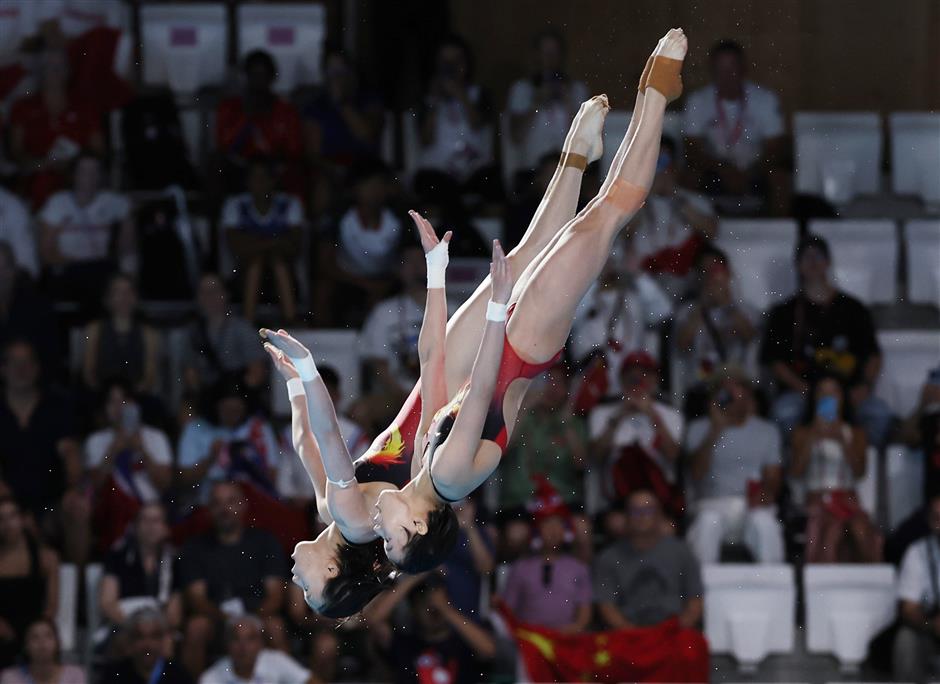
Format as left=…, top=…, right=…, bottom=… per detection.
left=874, top=330, right=940, bottom=417
left=855, top=446, right=879, bottom=520
left=271, top=329, right=360, bottom=417
left=56, top=563, right=79, bottom=653
left=715, top=219, right=799, bottom=312
left=85, top=562, right=104, bottom=659
left=905, top=220, right=940, bottom=306
left=703, top=564, right=795, bottom=670
left=890, top=113, right=940, bottom=204
left=808, top=219, right=898, bottom=305
left=886, top=444, right=925, bottom=530
left=794, top=112, right=882, bottom=203
left=804, top=564, right=897, bottom=671
left=141, top=4, right=228, bottom=95
left=237, top=3, right=326, bottom=93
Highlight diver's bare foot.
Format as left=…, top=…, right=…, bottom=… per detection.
left=564, top=94, right=609, bottom=163
left=654, top=28, right=687, bottom=62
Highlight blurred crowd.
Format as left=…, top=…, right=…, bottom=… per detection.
left=0, top=8, right=938, bottom=684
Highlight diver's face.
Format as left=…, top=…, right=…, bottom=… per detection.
left=373, top=489, right=425, bottom=564
left=291, top=538, right=338, bottom=610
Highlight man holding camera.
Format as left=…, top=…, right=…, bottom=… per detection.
left=895, top=494, right=940, bottom=681
left=684, top=367, right=784, bottom=564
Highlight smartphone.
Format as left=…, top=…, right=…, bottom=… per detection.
left=121, top=403, right=141, bottom=433
left=816, top=396, right=839, bottom=422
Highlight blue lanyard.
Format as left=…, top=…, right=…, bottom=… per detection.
left=147, top=659, right=165, bottom=684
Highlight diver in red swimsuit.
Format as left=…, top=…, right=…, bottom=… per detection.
left=373, top=29, right=688, bottom=574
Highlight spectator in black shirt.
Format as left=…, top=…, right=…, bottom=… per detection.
left=101, top=607, right=192, bottom=684
left=364, top=574, right=496, bottom=684
left=0, top=244, right=58, bottom=375
left=98, top=503, right=182, bottom=648
left=761, top=235, right=893, bottom=447
left=0, top=340, right=88, bottom=564
left=178, top=481, right=287, bottom=678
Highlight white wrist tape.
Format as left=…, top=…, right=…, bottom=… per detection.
left=292, top=353, right=318, bottom=382
left=328, top=475, right=357, bottom=489
left=425, top=240, right=449, bottom=289
left=286, top=377, right=305, bottom=400
left=486, top=300, right=508, bottom=322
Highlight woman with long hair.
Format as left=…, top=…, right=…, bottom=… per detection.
left=0, top=619, right=85, bottom=684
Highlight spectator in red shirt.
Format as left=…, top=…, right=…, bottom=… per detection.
left=8, top=45, right=104, bottom=208
left=215, top=50, right=304, bottom=193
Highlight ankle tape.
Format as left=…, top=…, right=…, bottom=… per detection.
left=560, top=151, right=588, bottom=171
left=606, top=179, right=647, bottom=213
left=643, top=55, right=683, bottom=102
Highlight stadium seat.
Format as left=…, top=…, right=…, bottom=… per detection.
left=237, top=3, right=326, bottom=93
left=271, top=329, right=361, bottom=416
left=804, top=564, right=896, bottom=671
left=85, top=562, right=104, bottom=659
left=905, top=219, right=940, bottom=306
left=141, top=4, right=228, bottom=95
left=889, top=112, right=940, bottom=204
left=703, top=564, right=796, bottom=670
left=808, top=219, right=898, bottom=305
left=855, top=446, right=879, bottom=520
left=715, top=218, right=799, bottom=312
left=57, top=563, right=79, bottom=653
left=794, top=112, right=882, bottom=203
left=874, top=330, right=940, bottom=417
left=886, top=444, right=924, bottom=530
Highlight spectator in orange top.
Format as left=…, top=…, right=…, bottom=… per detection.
left=215, top=50, right=304, bottom=193
left=8, top=44, right=104, bottom=209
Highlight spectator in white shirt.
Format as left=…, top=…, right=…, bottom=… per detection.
left=894, top=495, right=940, bottom=682
left=507, top=29, right=590, bottom=171
left=685, top=369, right=784, bottom=564
left=628, top=137, right=717, bottom=301
left=200, top=615, right=313, bottom=684
left=589, top=352, right=684, bottom=521
left=37, top=152, right=134, bottom=312
left=682, top=40, right=789, bottom=215
left=0, top=187, right=37, bottom=278
left=220, top=158, right=305, bottom=323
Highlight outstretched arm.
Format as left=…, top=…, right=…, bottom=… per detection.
left=264, top=344, right=333, bottom=524
left=411, top=211, right=452, bottom=449
left=431, top=241, right=512, bottom=497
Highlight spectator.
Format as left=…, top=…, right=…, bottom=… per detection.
left=894, top=494, right=940, bottom=682
left=569, top=242, right=672, bottom=401
left=414, top=34, right=500, bottom=212
left=628, top=136, right=718, bottom=301
left=504, top=152, right=557, bottom=249
left=588, top=352, right=683, bottom=520
left=0, top=186, right=38, bottom=278
left=507, top=28, right=589, bottom=170
left=101, top=607, right=192, bottom=684
left=0, top=619, right=84, bottom=684
left=8, top=44, right=104, bottom=209
left=761, top=235, right=893, bottom=447
left=81, top=274, right=160, bottom=395
left=673, top=246, right=758, bottom=412
left=497, top=366, right=592, bottom=559
left=304, top=48, right=384, bottom=188
left=220, top=157, right=305, bottom=323
left=200, top=615, right=313, bottom=684
left=98, top=503, right=181, bottom=649
left=594, top=490, right=703, bottom=630
left=364, top=574, right=497, bottom=684
left=177, top=378, right=279, bottom=508
left=0, top=340, right=87, bottom=563
left=791, top=374, right=881, bottom=563
left=358, top=243, right=426, bottom=396
left=685, top=368, right=785, bottom=564
left=179, top=481, right=287, bottom=677
left=86, top=381, right=173, bottom=550
left=0, top=497, right=59, bottom=669
left=317, top=159, right=402, bottom=327
left=215, top=50, right=303, bottom=192
left=681, top=40, right=789, bottom=215
left=501, top=506, right=592, bottom=632
left=37, top=152, right=135, bottom=314
left=441, top=499, right=496, bottom=622
left=180, top=274, right=267, bottom=396
left=0, top=244, right=58, bottom=372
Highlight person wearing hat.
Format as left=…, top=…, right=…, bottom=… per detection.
left=684, top=366, right=784, bottom=564
left=760, top=234, right=893, bottom=448
left=588, top=351, right=683, bottom=520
